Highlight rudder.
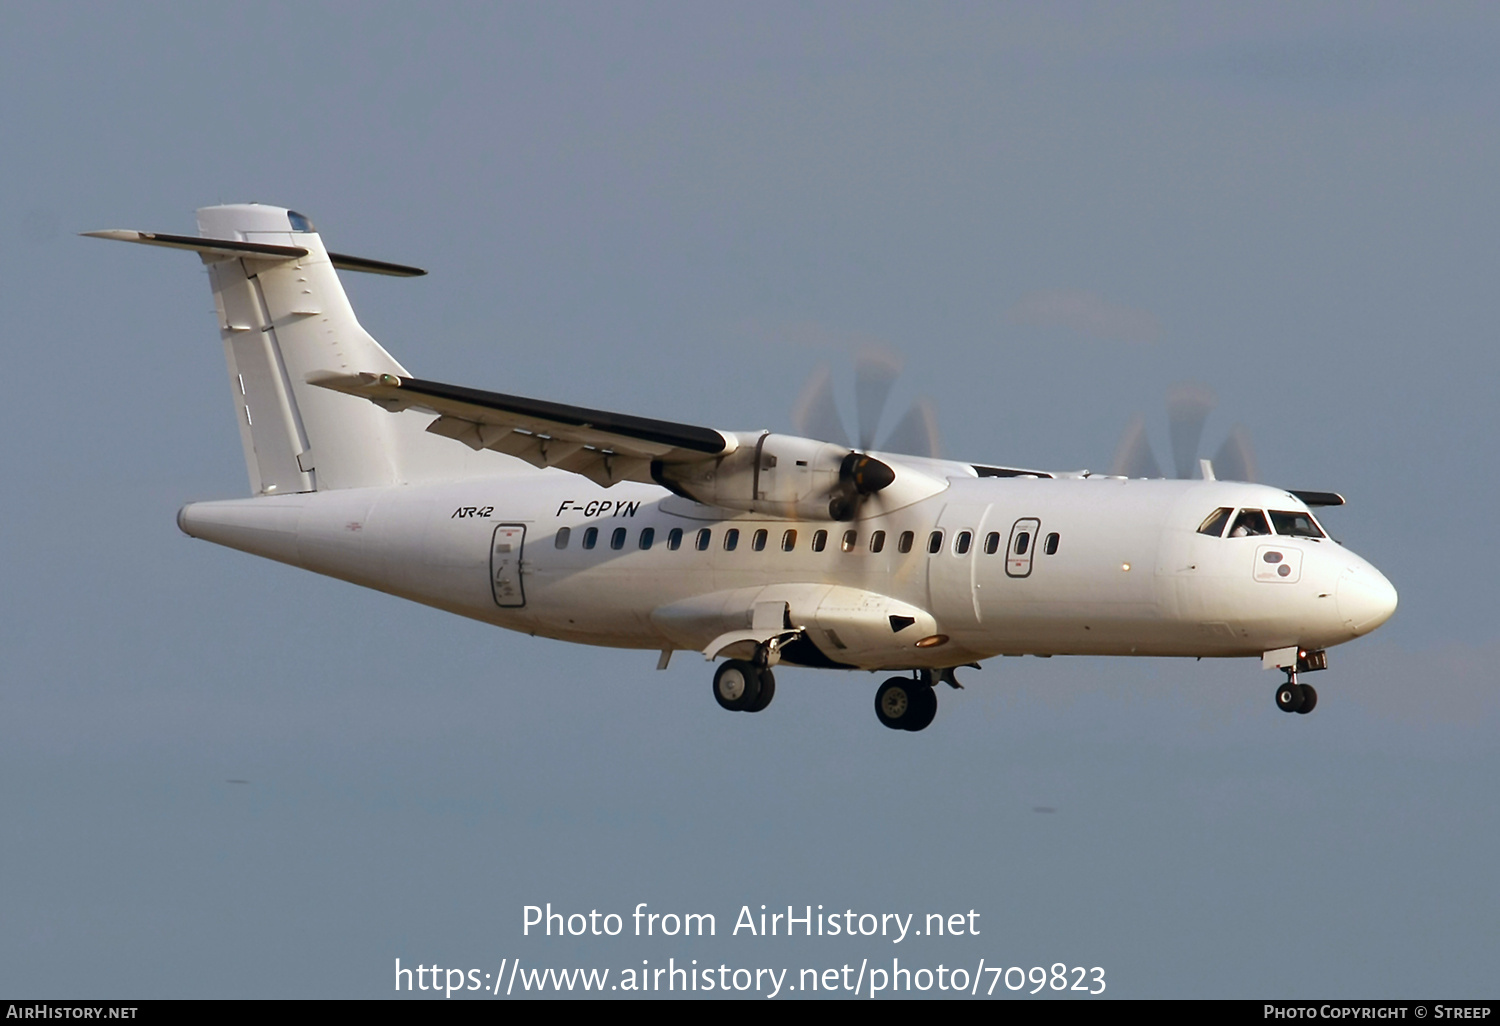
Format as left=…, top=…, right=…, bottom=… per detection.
left=195, top=203, right=408, bottom=494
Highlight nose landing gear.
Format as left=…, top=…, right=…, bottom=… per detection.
left=1275, top=668, right=1318, bottom=715
left=1265, top=647, right=1326, bottom=715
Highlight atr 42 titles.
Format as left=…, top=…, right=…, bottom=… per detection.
left=523, top=903, right=979, bottom=942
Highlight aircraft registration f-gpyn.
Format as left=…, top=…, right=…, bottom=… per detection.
left=88, top=204, right=1397, bottom=731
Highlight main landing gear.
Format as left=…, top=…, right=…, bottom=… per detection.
left=712, top=659, right=775, bottom=713
left=875, top=671, right=943, bottom=732
left=709, top=655, right=965, bottom=730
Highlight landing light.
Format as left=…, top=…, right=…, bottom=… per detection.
left=915, top=634, right=949, bottom=649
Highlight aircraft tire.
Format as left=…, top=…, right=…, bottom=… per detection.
left=745, top=670, right=776, bottom=712
left=1275, top=681, right=1305, bottom=714
left=714, top=660, right=762, bottom=712
left=1295, top=683, right=1317, bottom=714
left=904, top=685, right=938, bottom=732
left=875, top=677, right=916, bottom=730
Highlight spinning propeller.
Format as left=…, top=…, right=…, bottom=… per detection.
left=791, top=353, right=941, bottom=520
left=1111, top=382, right=1258, bottom=482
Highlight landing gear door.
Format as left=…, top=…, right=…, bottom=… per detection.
left=490, top=524, right=527, bottom=608
left=1006, top=518, right=1041, bottom=578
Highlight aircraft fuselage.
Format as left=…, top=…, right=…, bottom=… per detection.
left=178, top=472, right=1395, bottom=671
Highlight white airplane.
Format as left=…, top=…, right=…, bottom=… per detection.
left=87, top=204, right=1398, bottom=732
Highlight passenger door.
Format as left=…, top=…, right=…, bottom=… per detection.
left=490, top=524, right=527, bottom=608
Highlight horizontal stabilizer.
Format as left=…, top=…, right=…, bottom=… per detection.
left=83, top=229, right=307, bottom=261
left=327, top=252, right=426, bottom=277
left=85, top=230, right=425, bottom=276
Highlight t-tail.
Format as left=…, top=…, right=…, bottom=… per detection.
left=87, top=203, right=475, bottom=494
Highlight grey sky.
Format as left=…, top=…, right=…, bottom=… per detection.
left=2, top=2, right=1496, bottom=997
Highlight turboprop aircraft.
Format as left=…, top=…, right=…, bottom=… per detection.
left=86, top=204, right=1397, bottom=732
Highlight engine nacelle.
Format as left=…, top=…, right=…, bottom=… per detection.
left=656, top=432, right=947, bottom=520
left=657, top=432, right=850, bottom=519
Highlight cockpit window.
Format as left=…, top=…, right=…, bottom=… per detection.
left=286, top=210, right=315, bottom=233
left=1197, top=507, right=1233, bottom=537
left=1270, top=510, right=1325, bottom=539
left=1228, top=509, right=1271, bottom=537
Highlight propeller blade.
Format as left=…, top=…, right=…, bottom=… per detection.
left=1213, top=425, right=1259, bottom=482
left=1166, top=382, right=1216, bottom=479
left=881, top=397, right=942, bottom=459
left=1111, top=414, right=1162, bottom=478
left=854, top=352, right=901, bottom=451
left=791, top=366, right=850, bottom=447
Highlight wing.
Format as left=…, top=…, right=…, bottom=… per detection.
left=309, top=372, right=733, bottom=487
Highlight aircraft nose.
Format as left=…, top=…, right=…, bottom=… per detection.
left=1336, top=562, right=1398, bottom=635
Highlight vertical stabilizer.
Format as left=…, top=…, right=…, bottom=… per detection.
left=196, top=204, right=408, bottom=494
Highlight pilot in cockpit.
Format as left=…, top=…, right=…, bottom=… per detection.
left=1229, top=509, right=1272, bottom=537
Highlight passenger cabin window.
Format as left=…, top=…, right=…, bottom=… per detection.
left=1198, top=507, right=1233, bottom=537
left=1229, top=509, right=1271, bottom=537
left=668, top=527, right=683, bottom=550
left=812, top=529, right=828, bottom=552
left=870, top=530, right=886, bottom=553
left=696, top=528, right=712, bottom=551
left=1270, top=511, right=1325, bottom=539
left=752, top=529, right=768, bottom=551
left=582, top=527, right=599, bottom=550
left=928, top=530, right=944, bottom=554
left=724, top=528, right=740, bottom=551
left=1013, top=531, right=1031, bottom=556
left=955, top=531, right=973, bottom=555
left=841, top=530, right=858, bottom=552
left=782, top=529, right=797, bottom=552
left=898, top=531, right=914, bottom=554
left=554, top=527, right=571, bottom=550
left=984, top=532, right=1001, bottom=555
left=611, top=527, right=627, bottom=550
left=639, top=527, right=655, bottom=550
left=1044, top=532, right=1060, bottom=555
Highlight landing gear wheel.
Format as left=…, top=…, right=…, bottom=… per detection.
left=1275, top=681, right=1306, bottom=714
left=875, top=677, right=922, bottom=731
left=745, top=669, right=776, bottom=712
left=904, top=684, right=937, bottom=732
left=713, top=660, right=762, bottom=712
left=1295, top=683, right=1317, bottom=714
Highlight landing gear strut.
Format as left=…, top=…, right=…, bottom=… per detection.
left=875, top=673, right=938, bottom=732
